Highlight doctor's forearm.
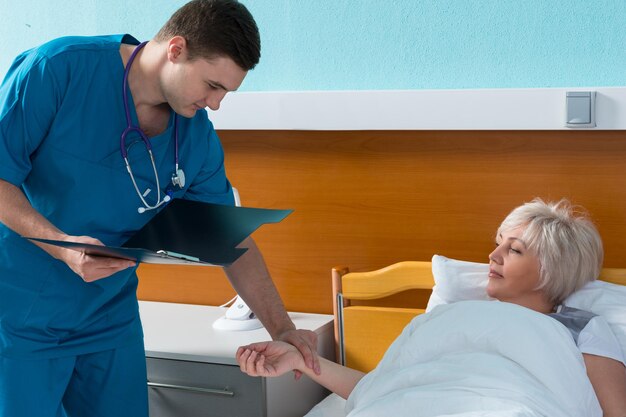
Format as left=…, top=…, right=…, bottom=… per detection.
left=0, top=179, right=68, bottom=257
left=224, top=236, right=295, bottom=337
left=0, top=179, right=135, bottom=281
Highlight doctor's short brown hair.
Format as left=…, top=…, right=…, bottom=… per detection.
left=155, top=0, right=260, bottom=71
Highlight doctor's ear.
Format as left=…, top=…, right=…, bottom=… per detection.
left=167, top=36, right=188, bottom=62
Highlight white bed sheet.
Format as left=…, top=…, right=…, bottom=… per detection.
left=304, top=393, right=347, bottom=417
left=306, top=301, right=601, bottom=417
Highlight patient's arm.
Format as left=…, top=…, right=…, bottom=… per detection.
left=237, top=341, right=366, bottom=399
left=583, top=353, right=626, bottom=417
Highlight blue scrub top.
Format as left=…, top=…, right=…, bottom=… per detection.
left=0, top=35, right=235, bottom=359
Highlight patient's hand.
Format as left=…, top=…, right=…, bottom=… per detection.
left=236, top=341, right=304, bottom=378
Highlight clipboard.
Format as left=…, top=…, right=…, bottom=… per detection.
left=26, top=238, right=245, bottom=266
left=27, top=199, right=292, bottom=267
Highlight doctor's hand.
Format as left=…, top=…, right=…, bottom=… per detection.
left=237, top=341, right=305, bottom=378
left=53, top=235, right=136, bottom=282
left=276, top=329, right=320, bottom=377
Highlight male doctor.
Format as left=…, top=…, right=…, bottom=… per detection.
left=0, top=1, right=319, bottom=416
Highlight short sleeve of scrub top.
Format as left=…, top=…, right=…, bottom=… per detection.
left=181, top=118, right=235, bottom=206
left=0, top=47, right=60, bottom=186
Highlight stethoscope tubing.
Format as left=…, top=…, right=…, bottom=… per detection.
left=121, top=41, right=182, bottom=213
left=121, top=42, right=156, bottom=158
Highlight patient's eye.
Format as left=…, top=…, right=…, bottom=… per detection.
left=509, top=246, right=522, bottom=254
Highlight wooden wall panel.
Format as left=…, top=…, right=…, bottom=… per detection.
left=137, top=130, right=626, bottom=314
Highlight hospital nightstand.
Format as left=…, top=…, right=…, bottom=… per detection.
left=139, top=301, right=335, bottom=417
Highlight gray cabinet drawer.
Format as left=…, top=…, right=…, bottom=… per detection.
left=147, top=357, right=265, bottom=417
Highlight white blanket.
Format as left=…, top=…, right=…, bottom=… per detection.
left=342, top=301, right=601, bottom=417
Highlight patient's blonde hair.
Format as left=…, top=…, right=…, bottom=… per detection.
left=497, top=198, right=603, bottom=305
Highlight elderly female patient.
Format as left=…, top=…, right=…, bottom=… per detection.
left=237, top=199, right=626, bottom=416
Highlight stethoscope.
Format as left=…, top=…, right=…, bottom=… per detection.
left=121, top=41, right=185, bottom=214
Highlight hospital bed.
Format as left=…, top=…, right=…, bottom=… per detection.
left=304, top=257, right=626, bottom=417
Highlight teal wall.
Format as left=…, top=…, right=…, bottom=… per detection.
left=1, top=1, right=624, bottom=91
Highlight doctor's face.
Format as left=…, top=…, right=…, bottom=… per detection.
left=486, top=226, right=543, bottom=304
left=162, top=53, right=247, bottom=117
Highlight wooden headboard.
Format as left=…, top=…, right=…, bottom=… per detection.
left=137, top=130, right=626, bottom=314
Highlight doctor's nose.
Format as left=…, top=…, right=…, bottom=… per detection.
left=206, top=99, right=220, bottom=111
left=205, top=91, right=227, bottom=111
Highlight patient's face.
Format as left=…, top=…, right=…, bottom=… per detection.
left=486, top=226, right=543, bottom=306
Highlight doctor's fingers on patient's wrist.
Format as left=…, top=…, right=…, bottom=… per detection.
left=289, top=331, right=320, bottom=374
left=279, top=329, right=318, bottom=352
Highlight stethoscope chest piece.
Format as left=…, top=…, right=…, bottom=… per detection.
left=172, top=168, right=185, bottom=189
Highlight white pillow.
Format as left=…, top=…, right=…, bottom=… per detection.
left=425, top=254, right=491, bottom=312
left=426, top=254, right=626, bottom=360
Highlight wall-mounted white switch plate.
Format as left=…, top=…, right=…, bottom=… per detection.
left=565, top=91, right=596, bottom=128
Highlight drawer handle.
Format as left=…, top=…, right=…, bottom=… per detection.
left=147, top=381, right=235, bottom=397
